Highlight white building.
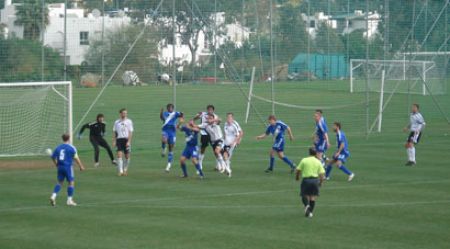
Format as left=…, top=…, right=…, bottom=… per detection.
left=158, top=12, right=250, bottom=66
left=302, top=10, right=381, bottom=39
left=0, top=0, right=131, bottom=65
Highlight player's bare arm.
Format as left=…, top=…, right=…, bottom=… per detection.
left=127, top=132, right=133, bottom=147
left=256, top=133, right=267, bottom=140
left=160, top=108, right=164, bottom=121
left=295, top=169, right=301, bottom=181
left=74, top=156, right=85, bottom=171
left=287, top=127, right=294, bottom=141
left=319, top=173, right=325, bottom=187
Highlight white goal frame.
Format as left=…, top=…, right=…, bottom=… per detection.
left=0, top=81, right=73, bottom=156
left=350, top=59, right=435, bottom=96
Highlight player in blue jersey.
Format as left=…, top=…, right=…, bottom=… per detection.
left=256, top=115, right=295, bottom=173
left=313, top=110, right=330, bottom=165
left=160, top=103, right=184, bottom=172
left=325, top=122, right=355, bottom=181
left=49, top=133, right=85, bottom=206
left=178, top=120, right=204, bottom=178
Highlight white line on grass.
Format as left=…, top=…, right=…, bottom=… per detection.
left=0, top=179, right=449, bottom=213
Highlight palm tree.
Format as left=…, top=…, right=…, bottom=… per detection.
left=14, top=0, right=49, bottom=40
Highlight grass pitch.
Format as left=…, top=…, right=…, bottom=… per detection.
left=1, top=82, right=449, bottom=249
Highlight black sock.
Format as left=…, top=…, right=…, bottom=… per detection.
left=309, top=200, right=316, bottom=212
left=301, top=196, right=308, bottom=206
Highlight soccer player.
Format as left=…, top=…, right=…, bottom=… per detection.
left=160, top=103, right=184, bottom=172
left=256, top=115, right=295, bottom=173
left=222, top=113, right=244, bottom=177
left=296, top=147, right=325, bottom=218
left=325, top=122, right=355, bottom=181
left=113, top=108, right=134, bottom=176
left=78, top=113, right=115, bottom=167
left=192, top=105, right=220, bottom=169
left=178, top=120, right=204, bottom=178
left=194, top=113, right=227, bottom=173
left=313, top=110, right=330, bottom=165
left=49, top=133, right=85, bottom=207
left=404, top=103, right=426, bottom=166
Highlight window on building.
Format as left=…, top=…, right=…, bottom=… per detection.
left=310, top=20, right=315, bottom=28
left=80, top=32, right=89, bottom=45
left=204, top=36, right=209, bottom=49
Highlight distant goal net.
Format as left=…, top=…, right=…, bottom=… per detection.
left=350, top=58, right=447, bottom=95
left=0, top=81, right=72, bottom=157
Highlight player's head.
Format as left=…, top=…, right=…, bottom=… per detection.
left=333, top=122, right=341, bottom=132
left=412, top=103, right=419, bottom=113
left=206, top=105, right=215, bottom=114
left=96, top=113, right=104, bottom=123
left=268, top=115, right=277, bottom=125
left=61, top=133, right=70, bottom=143
left=119, top=108, right=127, bottom=119
left=207, top=113, right=215, bottom=124
left=226, top=112, right=234, bottom=123
left=308, top=147, right=317, bottom=156
left=314, top=109, right=323, bottom=122
left=166, top=103, right=174, bottom=112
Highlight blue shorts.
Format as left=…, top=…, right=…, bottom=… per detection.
left=57, top=166, right=74, bottom=182
left=182, top=146, right=199, bottom=159
left=315, top=140, right=328, bottom=153
left=333, top=153, right=350, bottom=163
left=162, top=129, right=176, bottom=145
left=272, top=139, right=285, bottom=152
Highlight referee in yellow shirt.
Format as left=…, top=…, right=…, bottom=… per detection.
left=296, top=147, right=325, bottom=218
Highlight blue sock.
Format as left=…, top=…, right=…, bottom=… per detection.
left=269, top=156, right=275, bottom=170
left=168, top=152, right=174, bottom=163
left=325, top=165, right=333, bottom=178
left=161, top=143, right=166, bottom=150
left=195, top=163, right=204, bottom=177
left=53, top=184, right=61, bottom=194
left=67, top=186, right=74, bottom=197
left=339, top=165, right=352, bottom=175
left=181, top=163, right=188, bottom=177
left=282, top=156, right=294, bottom=169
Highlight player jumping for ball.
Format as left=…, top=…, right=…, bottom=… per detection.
left=160, top=103, right=184, bottom=172
left=256, top=115, right=295, bottom=173
left=192, top=105, right=220, bottom=170
left=222, top=113, right=244, bottom=177
left=49, top=133, right=85, bottom=207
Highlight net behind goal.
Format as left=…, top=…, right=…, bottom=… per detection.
left=350, top=59, right=446, bottom=95
left=0, top=82, right=72, bottom=157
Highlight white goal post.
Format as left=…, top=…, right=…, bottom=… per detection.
left=0, top=81, right=72, bottom=157
left=350, top=59, right=436, bottom=96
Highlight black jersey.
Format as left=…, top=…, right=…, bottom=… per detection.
left=79, top=122, right=106, bottom=137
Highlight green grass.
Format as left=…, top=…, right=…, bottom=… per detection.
left=1, top=82, right=450, bottom=249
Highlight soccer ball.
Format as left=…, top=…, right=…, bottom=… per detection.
left=45, top=148, right=53, bottom=156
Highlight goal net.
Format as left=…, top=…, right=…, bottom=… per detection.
left=0, top=82, right=72, bottom=157
left=350, top=59, right=446, bottom=95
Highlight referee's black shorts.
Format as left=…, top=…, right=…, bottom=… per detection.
left=301, top=178, right=320, bottom=196
left=200, top=134, right=211, bottom=149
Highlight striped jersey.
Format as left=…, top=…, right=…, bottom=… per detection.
left=113, top=118, right=134, bottom=139
left=198, top=112, right=218, bottom=135
left=224, top=120, right=242, bottom=146
left=409, top=112, right=425, bottom=132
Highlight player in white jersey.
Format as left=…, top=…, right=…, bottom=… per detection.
left=113, top=108, right=134, bottom=176
left=222, top=113, right=244, bottom=177
left=403, top=103, right=426, bottom=166
left=192, top=105, right=220, bottom=169
left=194, top=113, right=227, bottom=173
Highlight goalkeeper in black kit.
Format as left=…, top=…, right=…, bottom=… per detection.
left=78, top=114, right=116, bottom=167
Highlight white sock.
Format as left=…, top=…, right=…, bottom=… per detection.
left=67, top=196, right=73, bottom=201
left=411, top=147, right=416, bottom=162
left=217, top=155, right=225, bottom=170
left=123, top=158, right=130, bottom=171
left=51, top=193, right=57, bottom=199
left=199, top=154, right=204, bottom=168
left=117, top=158, right=123, bottom=173
left=226, top=159, right=231, bottom=173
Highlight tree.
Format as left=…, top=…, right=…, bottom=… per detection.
left=314, top=23, right=345, bottom=54
left=14, top=0, right=49, bottom=40
left=85, top=24, right=159, bottom=83
left=0, top=38, right=64, bottom=82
